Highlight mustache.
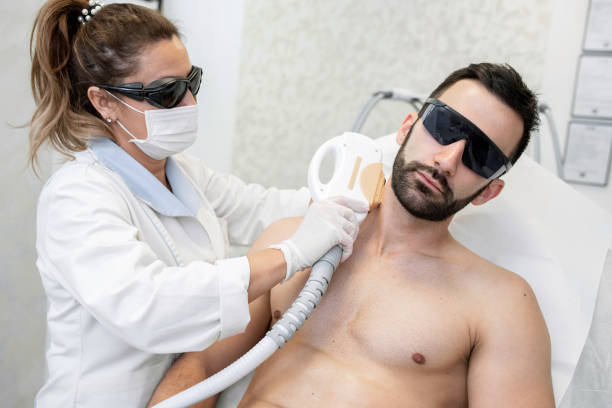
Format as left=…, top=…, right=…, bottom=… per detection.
left=404, top=161, right=451, bottom=193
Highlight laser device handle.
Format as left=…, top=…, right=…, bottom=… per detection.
left=308, top=132, right=385, bottom=221
left=307, top=138, right=343, bottom=203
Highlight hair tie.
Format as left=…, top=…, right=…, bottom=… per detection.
left=77, top=1, right=103, bottom=25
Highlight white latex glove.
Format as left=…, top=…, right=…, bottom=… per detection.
left=270, top=196, right=368, bottom=281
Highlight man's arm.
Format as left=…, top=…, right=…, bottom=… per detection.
left=467, top=272, right=555, bottom=407
left=147, top=218, right=301, bottom=407
left=147, top=286, right=270, bottom=408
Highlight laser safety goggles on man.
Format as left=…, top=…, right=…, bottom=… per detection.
left=97, top=66, right=203, bottom=109
left=420, top=98, right=512, bottom=179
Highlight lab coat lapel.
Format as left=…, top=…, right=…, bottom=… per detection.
left=195, top=205, right=226, bottom=260
left=140, top=204, right=185, bottom=267
left=165, top=157, right=227, bottom=260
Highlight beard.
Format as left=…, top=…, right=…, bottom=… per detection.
left=391, top=137, right=487, bottom=222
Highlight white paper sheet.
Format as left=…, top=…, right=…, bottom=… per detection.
left=584, top=0, right=612, bottom=51
left=563, top=121, right=612, bottom=185
left=573, top=56, right=612, bottom=119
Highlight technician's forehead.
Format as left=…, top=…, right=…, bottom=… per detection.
left=437, top=79, right=523, bottom=157
left=126, top=36, right=192, bottom=85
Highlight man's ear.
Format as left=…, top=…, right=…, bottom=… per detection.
left=87, top=86, right=120, bottom=121
left=471, top=178, right=505, bottom=206
left=396, top=112, right=418, bottom=145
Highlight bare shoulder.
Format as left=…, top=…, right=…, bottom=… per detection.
left=453, top=243, right=550, bottom=358
left=248, top=217, right=303, bottom=254
left=483, top=260, right=549, bottom=347
left=461, top=248, right=543, bottom=318
left=459, top=247, right=554, bottom=406
left=451, top=244, right=545, bottom=331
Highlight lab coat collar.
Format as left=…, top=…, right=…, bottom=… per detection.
left=89, top=137, right=200, bottom=217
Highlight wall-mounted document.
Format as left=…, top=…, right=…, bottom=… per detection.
left=584, top=0, right=612, bottom=51
left=563, top=121, right=612, bottom=186
left=572, top=55, right=612, bottom=119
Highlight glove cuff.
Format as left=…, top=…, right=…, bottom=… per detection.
left=268, top=242, right=296, bottom=282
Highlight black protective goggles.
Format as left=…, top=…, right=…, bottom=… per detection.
left=97, top=66, right=203, bottom=109
left=420, top=98, right=512, bottom=179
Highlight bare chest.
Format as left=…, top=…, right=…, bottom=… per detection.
left=272, top=258, right=475, bottom=374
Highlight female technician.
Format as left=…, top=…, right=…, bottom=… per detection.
left=30, top=1, right=365, bottom=406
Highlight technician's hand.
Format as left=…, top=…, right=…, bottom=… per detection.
left=271, top=196, right=368, bottom=281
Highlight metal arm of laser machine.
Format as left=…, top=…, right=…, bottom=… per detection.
left=351, top=88, right=424, bottom=133
left=538, top=102, right=564, bottom=178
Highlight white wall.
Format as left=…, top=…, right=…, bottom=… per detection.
left=230, top=0, right=554, bottom=189
left=163, top=0, right=245, bottom=173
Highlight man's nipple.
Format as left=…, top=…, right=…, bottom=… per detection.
left=412, top=352, right=426, bottom=365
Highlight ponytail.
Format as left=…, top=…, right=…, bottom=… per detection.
left=28, top=0, right=178, bottom=173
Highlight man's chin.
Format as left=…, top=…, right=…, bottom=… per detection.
left=394, top=191, right=454, bottom=222
left=405, top=206, right=455, bottom=222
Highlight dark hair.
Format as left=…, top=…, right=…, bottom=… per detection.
left=429, top=63, right=539, bottom=164
left=29, top=0, right=179, bottom=172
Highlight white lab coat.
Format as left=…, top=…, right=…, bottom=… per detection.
left=35, top=137, right=310, bottom=407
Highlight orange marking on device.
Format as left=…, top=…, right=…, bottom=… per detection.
left=347, top=156, right=362, bottom=191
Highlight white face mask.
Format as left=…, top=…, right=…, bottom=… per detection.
left=107, top=91, right=199, bottom=160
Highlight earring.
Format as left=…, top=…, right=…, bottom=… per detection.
left=106, top=118, right=112, bottom=123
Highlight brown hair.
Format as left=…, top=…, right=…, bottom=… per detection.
left=28, top=0, right=178, bottom=172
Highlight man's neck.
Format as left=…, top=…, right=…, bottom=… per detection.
left=357, top=183, right=455, bottom=259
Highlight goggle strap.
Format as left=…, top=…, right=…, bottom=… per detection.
left=488, top=164, right=509, bottom=179
left=422, top=103, right=435, bottom=119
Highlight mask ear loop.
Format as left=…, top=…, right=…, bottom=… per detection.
left=104, top=90, right=146, bottom=143
left=115, top=120, right=142, bottom=143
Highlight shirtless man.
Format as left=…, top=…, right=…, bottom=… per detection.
left=149, top=63, right=555, bottom=407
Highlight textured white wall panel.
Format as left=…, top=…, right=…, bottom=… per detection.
left=232, top=0, right=552, bottom=188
